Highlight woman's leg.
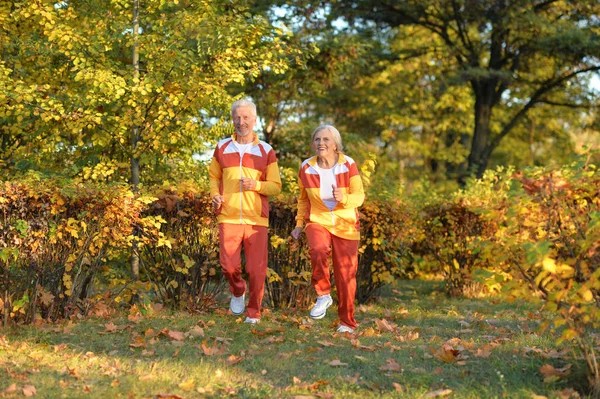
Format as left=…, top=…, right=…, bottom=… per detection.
left=331, top=236, right=359, bottom=329
left=305, top=223, right=333, bottom=296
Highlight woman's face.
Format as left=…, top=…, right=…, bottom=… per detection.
left=312, top=129, right=337, bottom=158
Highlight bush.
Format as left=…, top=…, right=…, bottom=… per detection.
left=0, top=177, right=148, bottom=324
left=484, top=164, right=600, bottom=394
left=140, top=188, right=225, bottom=311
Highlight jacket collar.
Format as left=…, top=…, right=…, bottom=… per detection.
left=232, top=133, right=259, bottom=146
left=308, top=153, right=346, bottom=168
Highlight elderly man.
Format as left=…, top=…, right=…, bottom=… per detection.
left=208, top=99, right=281, bottom=324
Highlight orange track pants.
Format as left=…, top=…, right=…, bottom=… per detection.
left=305, top=223, right=359, bottom=329
left=219, top=224, right=268, bottom=319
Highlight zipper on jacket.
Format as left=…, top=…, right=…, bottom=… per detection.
left=239, top=153, right=243, bottom=224
left=330, top=210, right=335, bottom=233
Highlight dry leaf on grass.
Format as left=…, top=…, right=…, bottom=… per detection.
left=23, top=385, right=37, bottom=397
left=379, top=358, right=402, bottom=372
left=475, top=347, right=492, bottom=358
left=187, top=326, right=205, bottom=338
left=540, top=363, right=572, bottom=382
left=375, top=319, right=396, bottom=333
left=178, top=379, right=195, bottom=391
left=328, top=359, right=348, bottom=367
left=2, top=384, right=17, bottom=394
left=392, top=382, right=404, bottom=392
left=164, top=329, right=186, bottom=341
left=423, top=388, right=452, bottom=398
left=433, top=345, right=460, bottom=363
left=226, top=355, right=244, bottom=366
left=396, top=330, right=420, bottom=342
left=200, top=341, right=226, bottom=356
left=317, top=341, right=340, bottom=347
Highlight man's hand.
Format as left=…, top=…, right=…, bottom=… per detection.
left=291, top=227, right=303, bottom=240
left=212, top=194, right=224, bottom=209
left=332, top=184, right=343, bottom=202
left=241, top=177, right=257, bottom=191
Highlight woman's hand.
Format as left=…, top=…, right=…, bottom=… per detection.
left=291, top=227, right=303, bottom=240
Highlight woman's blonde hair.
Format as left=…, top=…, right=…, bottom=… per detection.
left=311, top=125, right=343, bottom=153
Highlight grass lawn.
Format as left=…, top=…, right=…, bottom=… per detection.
left=0, top=280, right=588, bottom=398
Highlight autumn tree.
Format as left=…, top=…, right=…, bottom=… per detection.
left=267, top=0, right=599, bottom=184
left=1, top=0, right=301, bottom=183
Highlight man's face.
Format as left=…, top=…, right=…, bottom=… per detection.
left=232, top=106, right=256, bottom=138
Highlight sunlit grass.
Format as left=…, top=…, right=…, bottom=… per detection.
left=0, top=280, right=588, bottom=398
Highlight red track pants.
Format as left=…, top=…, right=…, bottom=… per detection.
left=305, top=223, right=359, bottom=329
left=219, top=224, right=268, bottom=319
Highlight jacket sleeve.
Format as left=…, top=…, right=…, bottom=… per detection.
left=340, top=163, right=365, bottom=208
left=208, top=150, right=222, bottom=198
left=295, top=168, right=309, bottom=228
left=255, top=148, right=282, bottom=196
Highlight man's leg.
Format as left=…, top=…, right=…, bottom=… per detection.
left=219, top=224, right=246, bottom=297
left=331, top=236, right=359, bottom=329
left=243, top=225, right=268, bottom=319
left=305, top=223, right=333, bottom=296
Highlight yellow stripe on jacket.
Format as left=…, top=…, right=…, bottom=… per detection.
left=209, top=134, right=281, bottom=227
left=295, top=154, right=365, bottom=240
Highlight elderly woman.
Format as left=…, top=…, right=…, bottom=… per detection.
left=291, top=125, right=365, bottom=333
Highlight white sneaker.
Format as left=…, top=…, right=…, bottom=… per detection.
left=309, top=294, right=333, bottom=319
left=244, top=317, right=260, bottom=324
left=336, top=324, right=355, bottom=334
left=230, top=293, right=245, bottom=315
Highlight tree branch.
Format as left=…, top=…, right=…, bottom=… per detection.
left=487, top=65, right=600, bottom=154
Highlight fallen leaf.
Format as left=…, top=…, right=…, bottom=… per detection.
left=433, top=345, right=460, bottom=363
left=165, top=330, right=185, bottom=341
left=540, top=364, right=572, bottom=378
left=379, top=358, right=402, bottom=372
left=104, top=322, right=118, bottom=333
left=187, top=326, right=205, bottom=338
left=226, top=355, right=243, bottom=366
left=396, top=330, right=420, bottom=342
left=553, top=388, right=581, bottom=399
left=66, top=366, right=81, bottom=379
left=129, top=336, right=146, bottom=348
left=375, top=319, right=396, bottom=333
left=200, top=341, right=225, bottom=356
left=359, top=327, right=380, bottom=337
left=475, top=347, right=492, bottom=358
left=392, top=382, right=404, bottom=392
left=530, top=394, right=548, bottom=399
left=317, top=341, right=340, bottom=347
left=423, top=388, right=452, bottom=398
left=141, top=349, right=155, bottom=357
left=3, top=384, right=17, bottom=394
left=328, top=359, right=348, bottom=367
left=110, top=379, right=119, bottom=387
left=23, top=385, right=37, bottom=397
left=178, top=379, right=195, bottom=391
left=139, top=374, right=154, bottom=381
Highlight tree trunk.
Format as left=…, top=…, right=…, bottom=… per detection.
left=462, top=84, right=495, bottom=184
left=130, top=0, right=140, bottom=281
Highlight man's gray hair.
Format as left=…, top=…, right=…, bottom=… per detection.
left=312, top=125, right=343, bottom=153
left=231, top=99, right=257, bottom=118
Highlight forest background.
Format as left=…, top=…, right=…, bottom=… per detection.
left=1, top=0, right=600, bottom=397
